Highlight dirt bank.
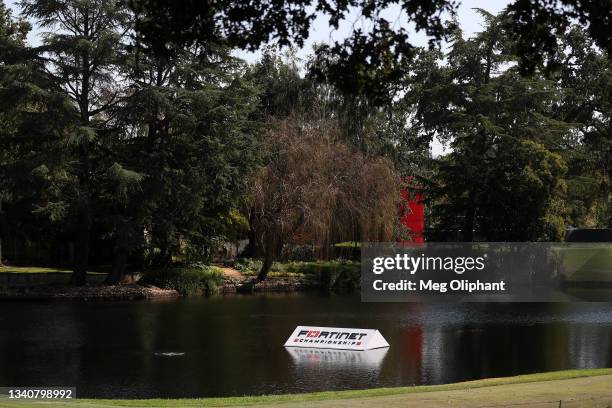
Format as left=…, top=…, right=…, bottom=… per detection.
left=218, top=266, right=323, bottom=294
left=221, top=276, right=323, bottom=294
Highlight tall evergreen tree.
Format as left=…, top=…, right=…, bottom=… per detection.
left=554, top=27, right=612, bottom=228
left=0, top=0, right=30, bottom=266
left=1, top=0, right=74, bottom=266
left=408, top=10, right=571, bottom=241
left=106, top=38, right=260, bottom=281
left=20, top=0, right=130, bottom=284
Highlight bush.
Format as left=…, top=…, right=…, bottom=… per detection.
left=279, top=244, right=317, bottom=261
left=140, top=264, right=223, bottom=296
left=305, top=260, right=360, bottom=291
left=271, top=259, right=360, bottom=291
left=230, top=258, right=360, bottom=292
left=231, top=257, right=263, bottom=274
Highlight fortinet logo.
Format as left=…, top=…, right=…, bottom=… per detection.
left=292, top=329, right=367, bottom=346
left=284, top=325, right=389, bottom=350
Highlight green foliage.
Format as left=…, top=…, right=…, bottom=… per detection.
left=235, top=258, right=360, bottom=291
left=552, top=27, right=612, bottom=228
left=277, top=260, right=360, bottom=291
left=333, top=242, right=361, bottom=248
left=2, top=0, right=262, bottom=283
left=232, top=257, right=263, bottom=274
left=231, top=258, right=359, bottom=291
left=140, top=264, right=223, bottom=296
left=410, top=13, right=574, bottom=241
left=0, top=2, right=29, bottom=46
left=129, top=0, right=612, bottom=104
left=118, top=40, right=261, bottom=270
left=3, top=0, right=612, bottom=283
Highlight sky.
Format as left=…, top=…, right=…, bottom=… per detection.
left=5, top=0, right=511, bottom=155
left=6, top=0, right=510, bottom=58
left=234, top=0, right=510, bottom=64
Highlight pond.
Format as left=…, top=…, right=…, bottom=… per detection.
left=1, top=294, right=611, bottom=398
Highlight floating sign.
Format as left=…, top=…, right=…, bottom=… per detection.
left=286, top=347, right=388, bottom=368
left=284, top=326, right=390, bottom=350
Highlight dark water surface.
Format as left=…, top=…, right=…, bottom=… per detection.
left=1, top=294, right=611, bottom=398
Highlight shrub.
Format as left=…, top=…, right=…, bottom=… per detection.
left=280, top=245, right=317, bottom=261
left=140, top=264, right=223, bottom=296
left=231, top=258, right=263, bottom=274
left=230, top=258, right=360, bottom=292
left=270, top=259, right=360, bottom=291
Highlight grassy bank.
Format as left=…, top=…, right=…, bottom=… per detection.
left=0, top=266, right=106, bottom=275
left=232, top=259, right=360, bottom=291
left=1, top=368, right=611, bottom=407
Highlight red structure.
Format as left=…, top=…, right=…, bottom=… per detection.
left=399, top=185, right=425, bottom=243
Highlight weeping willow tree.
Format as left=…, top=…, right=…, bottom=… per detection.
left=248, top=117, right=400, bottom=280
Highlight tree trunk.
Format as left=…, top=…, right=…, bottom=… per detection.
left=157, top=242, right=172, bottom=266
left=106, top=222, right=130, bottom=285
left=71, top=206, right=91, bottom=286
left=463, top=190, right=476, bottom=242
left=71, top=16, right=92, bottom=287
left=257, top=252, right=274, bottom=281
left=106, top=247, right=128, bottom=285
left=257, top=232, right=283, bottom=281
left=0, top=200, right=3, bottom=266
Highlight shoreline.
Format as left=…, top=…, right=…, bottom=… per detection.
left=0, top=284, right=180, bottom=301
left=0, top=276, right=324, bottom=301
left=221, top=276, right=322, bottom=294
left=1, top=368, right=611, bottom=407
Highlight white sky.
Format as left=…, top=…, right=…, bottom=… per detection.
left=234, top=0, right=510, bottom=64
left=6, top=0, right=510, bottom=57
left=6, top=0, right=511, bottom=156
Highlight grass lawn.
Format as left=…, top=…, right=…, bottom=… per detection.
left=333, top=241, right=361, bottom=248
left=0, top=266, right=107, bottom=275
left=234, top=259, right=359, bottom=278
left=1, top=368, right=611, bottom=408
left=555, top=245, right=612, bottom=282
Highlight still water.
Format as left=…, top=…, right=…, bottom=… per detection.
left=1, top=294, right=611, bottom=398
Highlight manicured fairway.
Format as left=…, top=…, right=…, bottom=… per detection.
left=1, top=369, right=611, bottom=408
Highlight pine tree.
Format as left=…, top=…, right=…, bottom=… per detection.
left=554, top=27, right=612, bottom=228
left=0, top=1, right=30, bottom=266
left=105, top=39, right=260, bottom=281
left=408, top=10, right=571, bottom=241
left=20, top=0, right=130, bottom=284
left=0, top=0, right=70, bottom=266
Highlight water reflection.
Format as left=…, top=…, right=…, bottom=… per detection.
left=0, top=296, right=611, bottom=398
left=568, top=325, right=611, bottom=369
left=286, top=347, right=388, bottom=369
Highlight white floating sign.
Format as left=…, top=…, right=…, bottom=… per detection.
left=286, top=346, right=388, bottom=368
left=284, top=325, right=390, bottom=350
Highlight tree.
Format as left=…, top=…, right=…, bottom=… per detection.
left=104, top=38, right=261, bottom=282
left=552, top=27, right=612, bottom=228
left=4, top=0, right=260, bottom=284
left=0, top=0, right=30, bottom=266
left=20, top=0, right=130, bottom=284
left=407, top=10, right=571, bottom=241
left=129, top=0, right=612, bottom=103
left=0, top=0, right=74, bottom=267
left=249, top=117, right=399, bottom=280
left=505, top=0, right=612, bottom=73
left=249, top=47, right=429, bottom=172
